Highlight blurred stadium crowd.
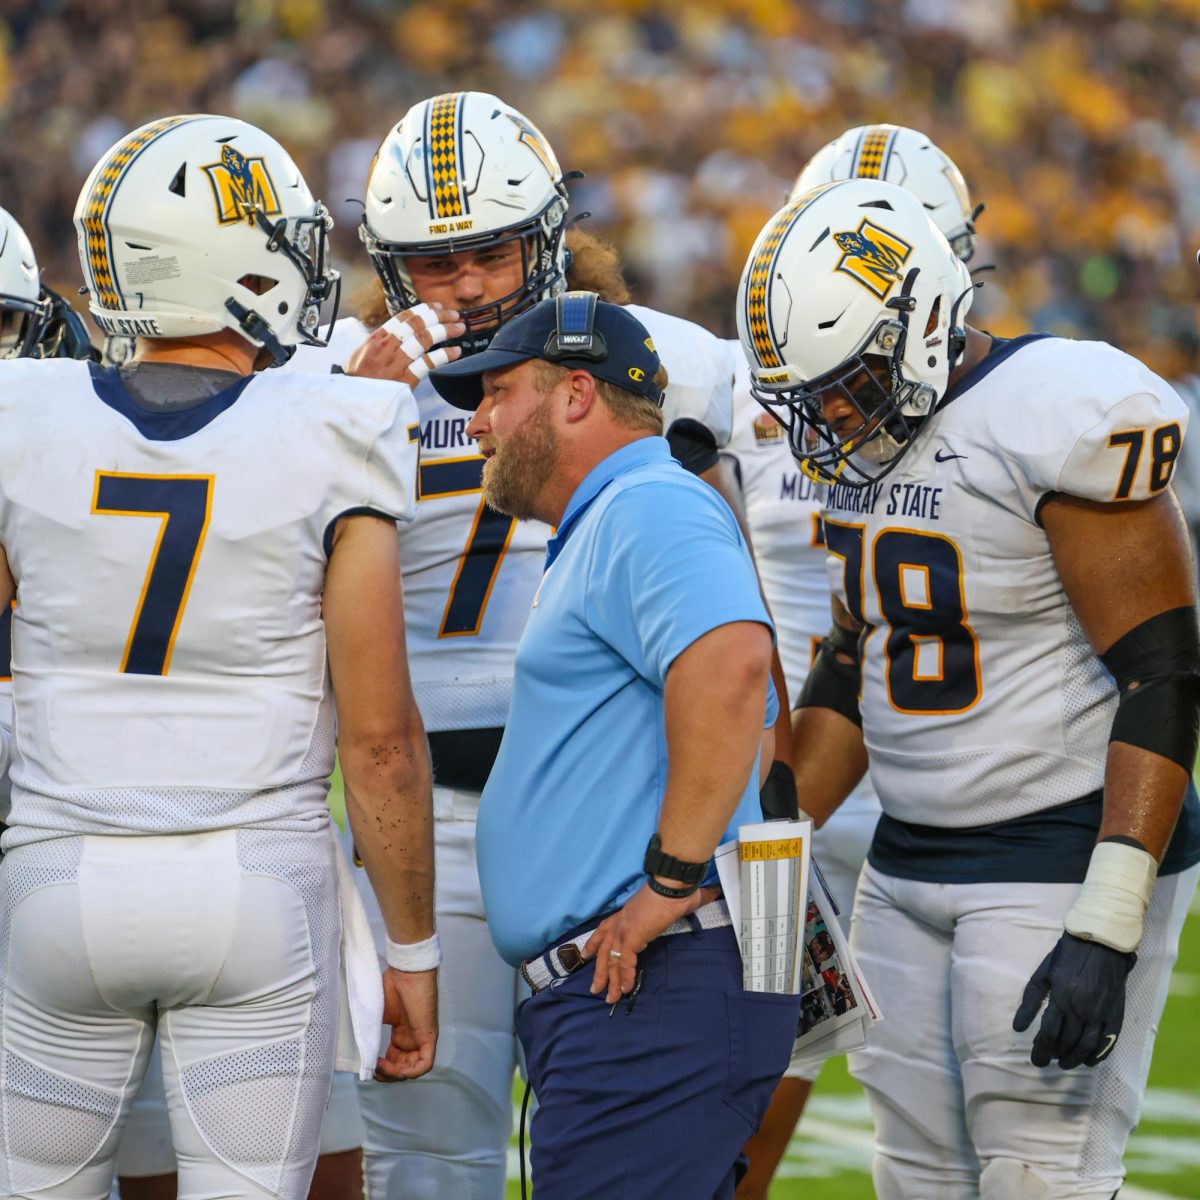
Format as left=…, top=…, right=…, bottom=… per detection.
left=3, top=0, right=1200, bottom=376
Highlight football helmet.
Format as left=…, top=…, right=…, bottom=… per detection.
left=793, top=125, right=981, bottom=263
left=736, top=179, right=974, bottom=489
left=73, top=114, right=339, bottom=365
left=360, top=91, right=570, bottom=354
left=0, top=206, right=54, bottom=358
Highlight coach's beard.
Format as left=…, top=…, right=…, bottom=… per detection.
left=481, top=398, right=559, bottom=522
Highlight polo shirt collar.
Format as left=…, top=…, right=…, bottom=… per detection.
left=545, top=435, right=672, bottom=568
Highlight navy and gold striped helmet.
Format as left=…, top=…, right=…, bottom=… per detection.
left=736, top=179, right=973, bottom=489
left=793, top=125, right=980, bottom=264
left=72, top=114, right=339, bottom=365
left=360, top=92, right=570, bottom=356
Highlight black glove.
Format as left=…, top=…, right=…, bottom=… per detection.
left=759, top=759, right=798, bottom=821
left=1012, top=931, right=1137, bottom=1070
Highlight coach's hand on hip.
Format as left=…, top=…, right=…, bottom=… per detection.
left=582, top=882, right=721, bottom=1004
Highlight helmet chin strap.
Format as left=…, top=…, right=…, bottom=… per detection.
left=224, top=298, right=292, bottom=367
left=946, top=279, right=981, bottom=372
left=884, top=267, right=933, bottom=415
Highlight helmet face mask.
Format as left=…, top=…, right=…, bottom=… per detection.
left=231, top=205, right=341, bottom=361
left=737, top=180, right=973, bottom=489
left=362, top=218, right=565, bottom=355
left=0, top=292, right=53, bottom=359
left=755, top=316, right=937, bottom=486
left=0, top=205, right=54, bottom=359
left=360, top=92, right=570, bottom=355
left=73, top=115, right=341, bottom=365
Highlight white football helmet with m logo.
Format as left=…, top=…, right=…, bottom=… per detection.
left=73, top=114, right=339, bottom=364
left=794, top=124, right=981, bottom=263
left=360, top=91, right=570, bottom=353
left=736, top=179, right=973, bottom=488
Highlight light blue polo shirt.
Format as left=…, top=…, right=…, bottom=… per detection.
left=476, top=436, right=775, bottom=966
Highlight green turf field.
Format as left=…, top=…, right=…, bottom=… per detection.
left=333, top=770, right=1200, bottom=1198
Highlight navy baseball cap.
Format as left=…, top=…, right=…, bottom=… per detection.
left=429, top=291, right=664, bottom=411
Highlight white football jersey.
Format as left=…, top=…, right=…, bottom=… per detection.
left=724, top=342, right=879, bottom=819
left=291, top=319, right=551, bottom=729
left=627, top=305, right=733, bottom=449
left=0, top=358, right=418, bottom=847
left=822, top=335, right=1188, bottom=827
left=288, top=306, right=733, bottom=731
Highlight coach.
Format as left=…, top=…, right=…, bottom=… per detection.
left=429, top=293, right=800, bottom=1197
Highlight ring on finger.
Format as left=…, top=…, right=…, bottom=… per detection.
left=608, top=949, right=623, bottom=960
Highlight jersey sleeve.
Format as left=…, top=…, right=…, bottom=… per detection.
left=319, top=376, right=421, bottom=554
left=584, top=481, right=772, bottom=687
left=283, top=317, right=373, bottom=374
left=1005, top=343, right=1188, bottom=509
left=626, top=305, right=734, bottom=451
left=1056, top=388, right=1188, bottom=504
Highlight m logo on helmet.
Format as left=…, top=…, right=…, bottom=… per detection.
left=202, top=145, right=282, bottom=226
left=834, top=219, right=912, bottom=300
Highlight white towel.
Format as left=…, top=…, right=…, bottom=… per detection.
left=332, top=832, right=385, bottom=1080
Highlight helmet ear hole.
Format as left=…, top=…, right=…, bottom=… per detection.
left=238, top=274, right=278, bottom=296
left=924, top=296, right=941, bottom=338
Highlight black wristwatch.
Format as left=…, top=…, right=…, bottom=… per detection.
left=643, top=833, right=706, bottom=899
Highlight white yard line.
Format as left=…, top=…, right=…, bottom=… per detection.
left=1167, top=971, right=1200, bottom=997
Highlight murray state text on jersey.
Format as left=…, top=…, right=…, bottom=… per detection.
left=827, top=481, right=944, bottom=520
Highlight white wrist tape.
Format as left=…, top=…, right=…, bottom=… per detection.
left=385, top=933, right=442, bottom=972
left=1064, top=840, right=1158, bottom=953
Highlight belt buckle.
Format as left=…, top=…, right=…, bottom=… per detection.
left=556, top=942, right=585, bottom=973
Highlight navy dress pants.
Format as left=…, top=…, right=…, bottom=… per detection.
left=516, top=921, right=801, bottom=1199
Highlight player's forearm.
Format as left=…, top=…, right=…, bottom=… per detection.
left=768, top=647, right=792, bottom=765
left=657, top=621, right=773, bottom=866
left=790, top=706, right=868, bottom=827
left=341, top=728, right=435, bottom=944
left=1099, top=741, right=1188, bottom=861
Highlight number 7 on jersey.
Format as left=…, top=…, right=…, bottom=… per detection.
left=91, top=472, right=214, bottom=675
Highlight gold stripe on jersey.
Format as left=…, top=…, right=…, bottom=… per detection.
left=853, top=126, right=895, bottom=179
left=427, top=93, right=467, bottom=219
left=82, top=116, right=190, bottom=311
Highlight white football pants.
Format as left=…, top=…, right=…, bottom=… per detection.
left=0, top=828, right=341, bottom=1200
left=849, top=859, right=1200, bottom=1200
left=114, top=1045, right=364, bottom=1177
left=338, top=791, right=525, bottom=1200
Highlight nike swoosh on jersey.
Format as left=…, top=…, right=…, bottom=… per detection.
left=934, top=448, right=967, bottom=462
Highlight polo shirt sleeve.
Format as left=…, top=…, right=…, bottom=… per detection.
left=584, top=480, right=773, bottom=687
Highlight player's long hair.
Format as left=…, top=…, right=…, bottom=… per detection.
left=354, top=228, right=631, bottom=330
left=564, top=228, right=631, bottom=304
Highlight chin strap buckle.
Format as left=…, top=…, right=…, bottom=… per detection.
left=225, top=297, right=290, bottom=367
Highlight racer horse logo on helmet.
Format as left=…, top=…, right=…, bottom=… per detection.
left=202, top=144, right=282, bottom=226
left=834, top=219, right=913, bottom=300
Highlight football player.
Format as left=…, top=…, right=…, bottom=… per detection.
left=0, top=204, right=98, bottom=817
left=0, top=203, right=94, bottom=363
left=285, top=90, right=768, bottom=1199
left=737, top=178, right=1200, bottom=1199
left=724, top=124, right=982, bottom=1199
left=0, top=114, right=437, bottom=1200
